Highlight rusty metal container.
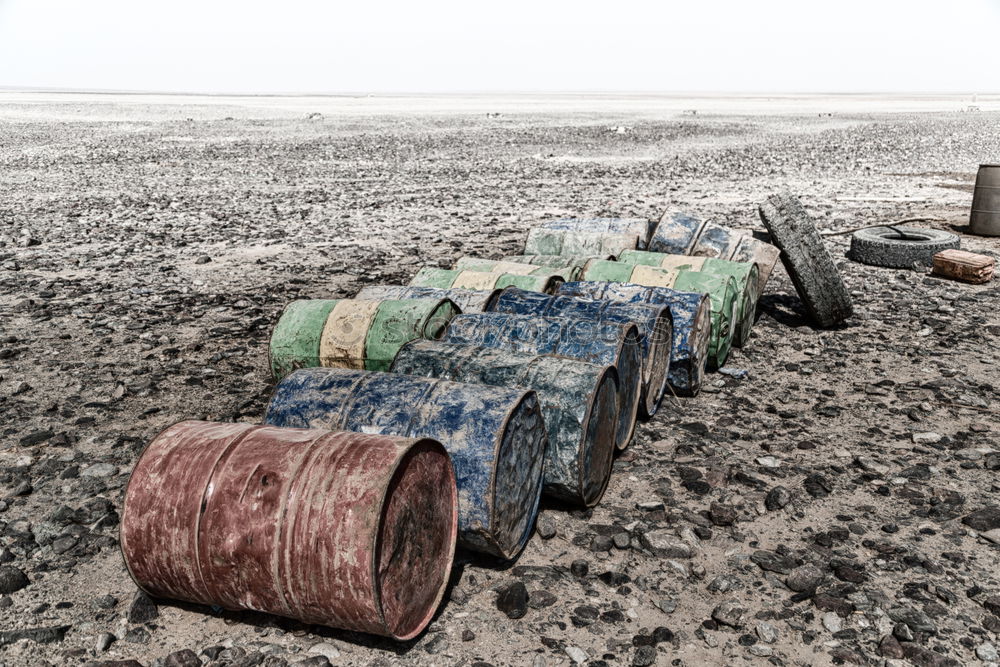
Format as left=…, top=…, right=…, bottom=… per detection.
left=647, top=210, right=707, bottom=255
left=264, top=368, right=547, bottom=560
left=558, top=281, right=712, bottom=398
left=616, top=250, right=759, bottom=348
left=443, top=312, right=641, bottom=450
left=486, top=286, right=672, bottom=418
left=504, top=254, right=614, bottom=273
left=356, top=285, right=500, bottom=313
left=452, top=257, right=581, bottom=281
left=541, top=218, right=654, bottom=249
left=392, top=340, right=619, bottom=506
left=691, top=221, right=748, bottom=259
left=970, top=164, right=1000, bottom=236
left=931, top=249, right=995, bottom=283
left=121, top=421, right=457, bottom=640
left=523, top=228, right=639, bottom=257
left=579, top=260, right=736, bottom=367
left=409, top=267, right=562, bottom=293
left=269, top=298, right=458, bottom=379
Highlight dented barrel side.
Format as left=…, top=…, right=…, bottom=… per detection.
left=263, top=368, right=546, bottom=560
left=691, top=221, right=747, bottom=259
left=453, top=257, right=581, bottom=281
left=410, top=267, right=562, bottom=294
left=120, top=421, right=457, bottom=640
left=540, top=217, right=653, bottom=249
left=269, top=299, right=340, bottom=378
left=648, top=210, right=706, bottom=255
left=392, top=340, right=619, bottom=506
left=523, top=228, right=639, bottom=257
left=703, top=258, right=760, bottom=348
left=731, top=236, right=781, bottom=295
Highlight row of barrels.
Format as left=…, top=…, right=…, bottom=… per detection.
left=119, top=212, right=778, bottom=640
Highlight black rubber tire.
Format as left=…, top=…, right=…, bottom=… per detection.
left=758, top=193, right=853, bottom=328
left=849, top=226, right=959, bottom=269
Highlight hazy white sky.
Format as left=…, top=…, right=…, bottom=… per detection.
left=1, top=0, right=998, bottom=94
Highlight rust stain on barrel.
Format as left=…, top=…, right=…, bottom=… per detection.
left=120, top=421, right=457, bottom=640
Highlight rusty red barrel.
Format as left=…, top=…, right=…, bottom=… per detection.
left=443, top=312, right=641, bottom=450
left=121, top=421, right=457, bottom=640
left=392, top=339, right=620, bottom=506
left=355, top=285, right=500, bottom=313
left=970, top=164, right=1000, bottom=236
left=486, top=286, right=673, bottom=419
left=264, top=368, right=547, bottom=560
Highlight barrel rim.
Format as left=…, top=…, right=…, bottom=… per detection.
left=613, top=324, right=643, bottom=450
left=372, top=434, right=458, bottom=640
left=639, top=304, right=673, bottom=418
left=576, top=363, right=620, bottom=506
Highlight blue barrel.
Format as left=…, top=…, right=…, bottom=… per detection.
left=541, top=218, right=654, bottom=249
left=443, top=313, right=641, bottom=450
left=392, top=340, right=619, bottom=506
left=558, top=281, right=712, bottom=398
left=355, top=284, right=499, bottom=313
left=263, top=368, right=547, bottom=560
left=648, top=210, right=706, bottom=255
left=486, top=287, right=672, bottom=419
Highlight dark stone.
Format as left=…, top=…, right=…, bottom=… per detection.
left=0, top=625, right=70, bottom=646
left=0, top=566, right=29, bottom=594
left=900, top=642, right=962, bottom=667
left=127, top=591, right=159, bottom=624
left=462, top=629, right=475, bottom=641
left=962, top=507, right=1000, bottom=532
left=570, top=559, right=589, bottom=578
left=632, top=645, right=657, bottom=666
left=751, top=550, right=796, bottom=575
left=124, top=627, right=150, bottom=644
left=765, top=486, right=792, bottom=511
left=803, top=474, right=832, bottom=498
left=164, top=649, right=202, bottom=667
left=496, top=582, right=528, bottom=619
left=571, top=605, right=599, bottom=627
left=529, top=589, right=557, bottom=609
left=982, top=596, right=1000, bottom=616
left=878, top=634, right=905, bottom=659
left=786, top=565, right=824, bottom=592
left=709, top=502, right=737, bottom=526
left=19, top=430, right=54, bottom=447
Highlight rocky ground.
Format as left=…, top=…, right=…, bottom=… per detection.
left=0, top=95, right=998, bottom=667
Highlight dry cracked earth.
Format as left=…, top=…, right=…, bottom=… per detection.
left=0, top=95, right=999, bottom=667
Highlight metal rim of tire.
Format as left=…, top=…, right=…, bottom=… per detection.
left=848, top=226, right=960, bottom=269
left=757, top=193, right=854, bottom=328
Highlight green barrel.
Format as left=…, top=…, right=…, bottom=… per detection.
left=615, top=250, right=759, bottom=347
left=580, top=259, right=736, bottom=368
left=268, top=298, right=459, bottom=378
left=505, top=254, right=613, bottom=273
left=452, top=257, right=581, bottom=281
left=392, top=340, right=620, bottom=507
left=409, top=267, right=562, bottom=293
left=523, top=228, right=639, bottom=257
left=672, top=272, right=738, bottom=368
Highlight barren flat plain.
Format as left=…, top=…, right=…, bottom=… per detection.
left=0, top=93, right=999, bottom=667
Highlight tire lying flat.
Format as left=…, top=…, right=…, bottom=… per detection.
left=758, top=193, right=853, bottom=328
left=849, top=226, right=960, bottom=269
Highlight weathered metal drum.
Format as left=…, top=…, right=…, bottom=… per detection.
left=269, top=298, right=458, bottom=378
left=121, top=421, right=457, bottom=640
left=264, top=368, right=547, bottom=560
left=730, top=235, right=781, bottom=294
left=541, top=218, right=654, bottom=249
left=523, top=228, right=639, bottom=257
left=616, top=250, right=760, bottom=347
left=487, top=287, right=672, bottom=418
left=392, top=340, right=619, bottom=506
left=970, top=164, right=1000, bottom=237
left=505, top=254, right=614, bottom=272
left=648, top=210, right=706, bottom=255
left=452, top=257, right=581, bottom=281
left=409, top=267, right=562, bottom=293
left=579, top=260, right=736, bottom=367
left=691, top=221, right=747, bottom=259
left=443, top=312, right=642, bottom=450
left=558, top=281, right=712, bottom=397
left=356, top=285, right=500, bottom=313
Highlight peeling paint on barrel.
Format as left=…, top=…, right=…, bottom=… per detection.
left=269, top=298, right=458, bottom=379
left=120, top=421, right=457, bottom=640
left=452, top=257, right=582, bottom=281
left=615, top=250, right=760, bottom=348
left=540, top=218, right=654, bottom=249
left=486, top=287, right=672, bottom=419
left=691, top=221, right=746, bottom=259
left=263, top=368, right=547, bottom=560
left=392, top=339, right=619, bottom=506
left=523, top=228, right=639, bottom=257
left=504, top=254, right=613, bottom=272
left=648, top=210, right=706, bottom=255
left=356, top=285, right=500, bottom=313
left=443, top=312, right=641, bottom=450
left=409, top=267, right=562, bottom=294
left=731, top=236, right=780, bottom=294
left=558, top=281, right=712, bottom=397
